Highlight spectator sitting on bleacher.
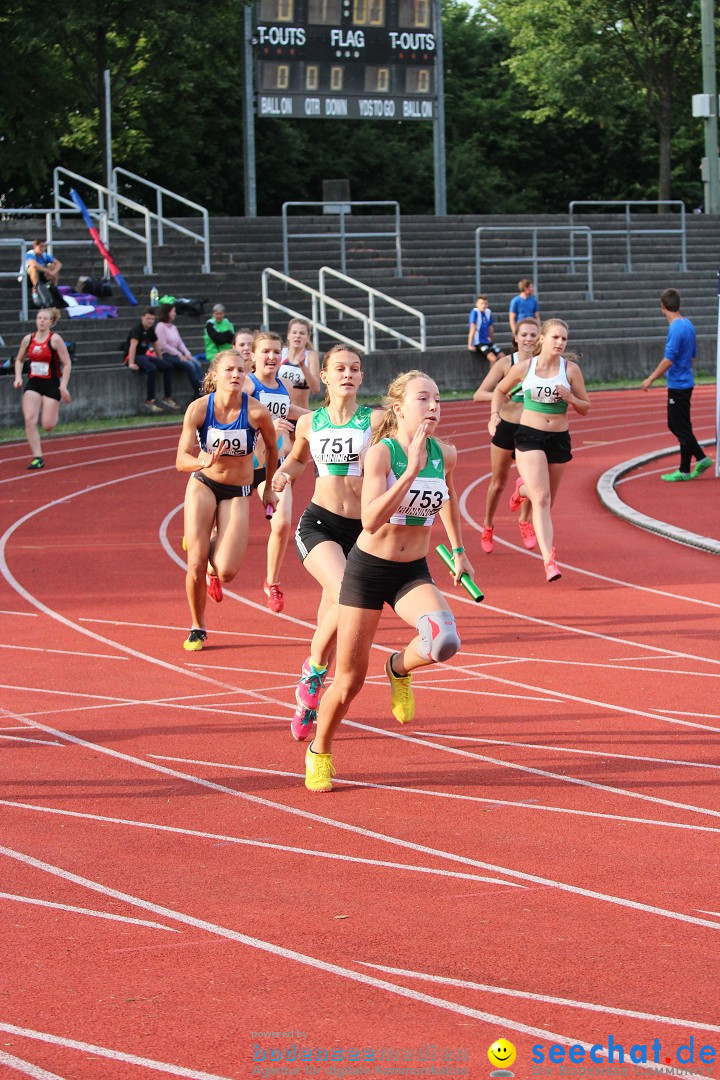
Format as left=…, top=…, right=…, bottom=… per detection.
left=124, top=308, right=178, bottom=414
left=203, top=304, right=235, bottom=364
left=155, top=303, right=204, bottom=397
left=26, top=240, right=62, bottom=303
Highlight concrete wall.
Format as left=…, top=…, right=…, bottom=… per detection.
left=1, top=337, right=715, bottom=428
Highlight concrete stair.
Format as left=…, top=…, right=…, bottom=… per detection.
left=1, top=211, right=717, bottom=372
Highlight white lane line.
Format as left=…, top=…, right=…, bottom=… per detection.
left=0, top=892, right=179, bottom=932
left=432, top=627, right=720, bottom=735
left=0, top=644, right=128, bottom=661
left=0, top=473, right=293, bottom=712
left=0, top=1049, right=67, bottom=1080
left=143, top=758, right=720, bottom=835
left=0, top=802, right=525, bottom=889
left=357, top=962, right=720, bottom=1033
left=0, top=734, right=63, bottom=746
left=0, top=447, right=177, bottom=487
left=345, top=719, right=720, bottom=822
left=81, top=618, right=312, bottom=644
left=697, top=910, right=720, bottom=918
left=3, top=706, right=720, bottom=931
left=457, top=653, right=720, bottom=680
left=0, top=850, right=709, bottom=1076
left=0, top=1024, right=232, bottom=1080
left=0, top=610, right=38, bottom=618
left=414, top=731, right=720, bottom=772
left=459, top=473, right=720, bottom=610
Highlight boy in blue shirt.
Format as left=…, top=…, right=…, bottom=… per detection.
left=467, top=294, right=507, bottom=363
left=641, top=287, right=712, bottom=481
left=26, top=239, right=62, bottom=302
left=508, top=278, right=540, bottom=340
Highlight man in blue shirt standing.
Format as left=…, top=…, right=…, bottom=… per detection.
left=641, top=287, right=712, bottom=481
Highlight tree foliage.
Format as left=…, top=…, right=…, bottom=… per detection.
left=0, top=0, right=706, bottom=214
left=486, top=0, right=703, bottom=201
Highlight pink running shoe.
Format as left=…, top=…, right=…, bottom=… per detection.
left=291, top=702, right=316, bottom=742
left=206, top=573, right=223, bottom=603
left=518, top=520, right=537, bottom=550
left=544, top=548, right=562, bottom=582
left=480, top=526, right=494, bottom=553
left=509, top=476, right=526, bottom=513
left=295, top=658, right=328, bottom=712
left=263, top=580, right=284, bottom=613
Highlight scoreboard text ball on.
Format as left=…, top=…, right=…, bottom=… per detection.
left=255, top=0, right=438, bottom=120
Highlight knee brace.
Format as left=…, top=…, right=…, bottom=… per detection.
left=416, top=609, right=460, bottom=663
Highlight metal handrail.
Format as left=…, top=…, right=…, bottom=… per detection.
left=112, top=167, right=211, bottom=273
left=475, top=226, right=594, bottom=301
left=0, top=212, right=111, bottom=320
left=282, top=201, right=402, bottom=278
left=262, top=268, right=372, bottom=353
left=53, top=167, right=154, bottom=274
left=568, top=200, right=687, bottom=273
left=318, top=266, right=425, bottom=351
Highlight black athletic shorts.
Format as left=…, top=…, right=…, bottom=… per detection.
left=252, top=466, right=265, bottom=490
left=25, top=378, right=61, bottom=401
left=514, top=424, right=572, bottom=464
left=477, top=343, right=502, bottom=360
left=339, top=546, right=433, bottom=611
left=491, top=417, right=518, bottom=454
left=295, top=501, right=362, bottom=562
left=194, top=472, right=252, bottom=502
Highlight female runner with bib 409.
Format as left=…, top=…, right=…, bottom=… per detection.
left=176, top=350, right=278, bottom=652
left=304, top=370, right=474, bottom=793
left=491, top=318, right=589, bottom=582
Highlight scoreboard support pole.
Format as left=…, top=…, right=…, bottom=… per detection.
left=243, top=4, right=257, bottom=218
left=432, top=0, right=447, bottom=216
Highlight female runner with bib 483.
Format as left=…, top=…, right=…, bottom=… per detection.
left=304, top=370, right=474, bottom=793
left=176, top=350, right=278, bottom=652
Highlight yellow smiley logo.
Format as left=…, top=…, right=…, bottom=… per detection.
left=488, top=1039, right=517, bottom=1069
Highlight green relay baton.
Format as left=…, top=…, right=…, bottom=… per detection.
left=436, top=544, right=484, bottom=602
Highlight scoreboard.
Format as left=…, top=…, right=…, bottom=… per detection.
left=254, top=0, right=438, bottom=120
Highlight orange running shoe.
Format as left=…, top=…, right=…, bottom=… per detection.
left=263, top=580, right=284, bottom=613
left=206, top=573, right=223, bottom=603
left=518, top=520, right=537, bottom=550
left=480, top=526, right=494, bottom=553
left=544, top=548, right=561, bottom=582
left=509, top=476, right=525, bottom=513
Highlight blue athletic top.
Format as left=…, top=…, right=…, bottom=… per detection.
left=197, top=392, right=257, bottom=457
left=468, top=306, right=494, bottom=346
left=248, top=372, right=290, bottom=458
left=510, top=295, right=539, bottom=320
left=664, top=317, right=696, bottom=390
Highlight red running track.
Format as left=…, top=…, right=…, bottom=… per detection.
left=0, top=387, right=718, bottom=1080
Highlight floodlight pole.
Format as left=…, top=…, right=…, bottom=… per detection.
left=701, top=0, right=720, bottom=214
left=243, top=5, right=257, bottom=218
left=433, top=0, right=447, bottom=216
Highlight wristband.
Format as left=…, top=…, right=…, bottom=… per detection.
left=452, top=546, right=465, bottom=554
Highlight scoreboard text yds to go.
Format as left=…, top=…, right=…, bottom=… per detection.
left=257, top=94, right=434, bottom=118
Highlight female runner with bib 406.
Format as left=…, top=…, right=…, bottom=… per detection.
left=491, top=318, right=589, bottom=582
left=304, top=370, right=473, bottom=793
left=176, top=350, right=278, bottom=652
left=272, top=345, right=383, bottom=742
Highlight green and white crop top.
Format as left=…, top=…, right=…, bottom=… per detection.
left=383, top=435, right=449, bottom=527
left=309, top=405, right=374, bottom=476
left=522, top=356, right=571, bottom=414
left=509, top=352, right=525, bottom=403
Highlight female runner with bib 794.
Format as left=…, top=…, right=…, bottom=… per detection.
left=491, top=318, right=589, bottom=582
left=304, top=370, right=474, bottom=792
